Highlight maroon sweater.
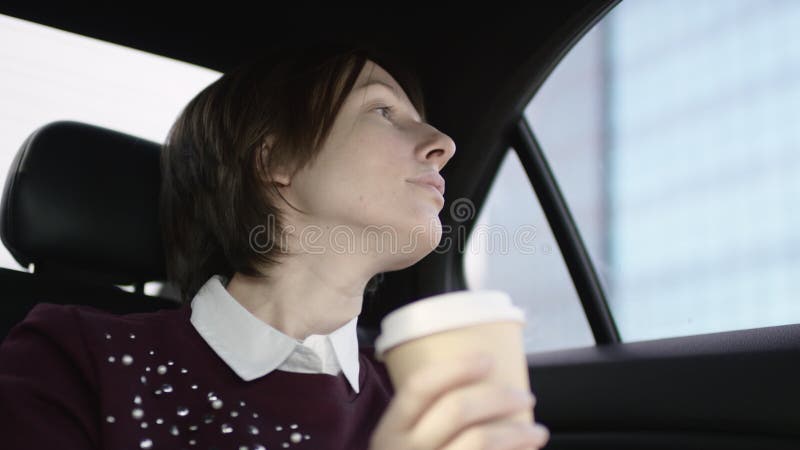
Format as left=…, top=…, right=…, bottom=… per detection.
left=0, top=302, right=395, bottom=450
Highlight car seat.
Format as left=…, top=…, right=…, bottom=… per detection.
left=0, top=121, right=180, bottom=341
left=0, top=121, right=382, bottom=346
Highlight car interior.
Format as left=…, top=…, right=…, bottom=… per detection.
left=0, top=1, right=798, bottom=449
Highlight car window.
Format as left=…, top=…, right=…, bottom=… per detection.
left=524, top=0, right=800, bottom=342
left=0, top=14, right=221, bottom=294
left=463, top=149, right=595, bottom=354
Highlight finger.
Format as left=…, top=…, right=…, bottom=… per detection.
left=411, top=383, right=535, bottom=449
left=378, top=352, right=494, bottom=434
left=439, top=421, right=550, bottom=450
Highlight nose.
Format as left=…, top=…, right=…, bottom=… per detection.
left=416, top=126, right=457, bottom=170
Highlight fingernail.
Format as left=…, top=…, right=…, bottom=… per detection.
left=513, top=388, right=534, bottom=399
left=533, top=424, right=550, bottom=438
left=471, top=353, right=493, bottom=370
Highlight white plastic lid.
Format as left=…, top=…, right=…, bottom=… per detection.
left=374, top=290, right=525, bottom=361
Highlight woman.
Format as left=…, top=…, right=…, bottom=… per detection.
left=0, top=43, right=549, bottom=449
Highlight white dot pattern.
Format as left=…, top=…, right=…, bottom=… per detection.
left=102, top=331, right=317, bottom=448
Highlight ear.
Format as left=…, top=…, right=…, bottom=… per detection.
left=259, top=135, right=292, bottom=187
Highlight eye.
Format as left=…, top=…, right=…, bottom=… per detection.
left=374, top=105, right=395, bottom=120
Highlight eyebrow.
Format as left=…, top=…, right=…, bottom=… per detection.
left=352, top=80, right=423, bottom=122
left=352, top=80, right=399, bottom=96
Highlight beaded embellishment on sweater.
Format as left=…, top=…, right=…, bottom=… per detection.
left=103, top=332, right=312, bottom=449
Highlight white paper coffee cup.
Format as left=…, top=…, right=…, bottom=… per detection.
left=374, top=289, right=526, bottom=362
left=373, top=289, right=532, bottom=423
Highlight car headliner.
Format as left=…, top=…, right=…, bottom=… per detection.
left=0, top=1, right=617, bottom=317
left=0, top=2, right=615, bottom=201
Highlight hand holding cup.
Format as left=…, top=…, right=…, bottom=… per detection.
left=369, top=290, right=550, bottom=450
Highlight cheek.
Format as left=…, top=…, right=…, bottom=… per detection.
left=325, top=129, right=432, bottom=223
left=352, top=133, right=408, bottom=192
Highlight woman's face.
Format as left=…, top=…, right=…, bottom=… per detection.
left=276, top=59, right=456, bottom=270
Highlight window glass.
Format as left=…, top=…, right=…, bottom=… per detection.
left=463, top=149, right=595, bottom=353
left=525, top=0, right=800, bottom=342
left=0, top=14, right=221, bottom=271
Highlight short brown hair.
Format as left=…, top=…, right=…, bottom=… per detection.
left=160, top=42, right=427, bottom=303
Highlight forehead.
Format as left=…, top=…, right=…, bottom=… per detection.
left=353, top=61, right=399, bottom=92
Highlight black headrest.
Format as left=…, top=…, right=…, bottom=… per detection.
left=0, top=121, right=166, bottom=285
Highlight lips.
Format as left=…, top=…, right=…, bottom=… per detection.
left=407, top=171, right=445, bottom=196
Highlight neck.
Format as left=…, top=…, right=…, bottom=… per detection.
left=225, top=251, right=377, bottom=341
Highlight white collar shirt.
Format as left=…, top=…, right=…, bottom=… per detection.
left=189, top=274, right=361, bottom=394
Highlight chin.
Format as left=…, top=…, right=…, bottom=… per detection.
left=371, top=211, right=442, bottom=265
left=384, top=246, right=437, bottom=271
left=403, top=228, right=442, bottom=261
